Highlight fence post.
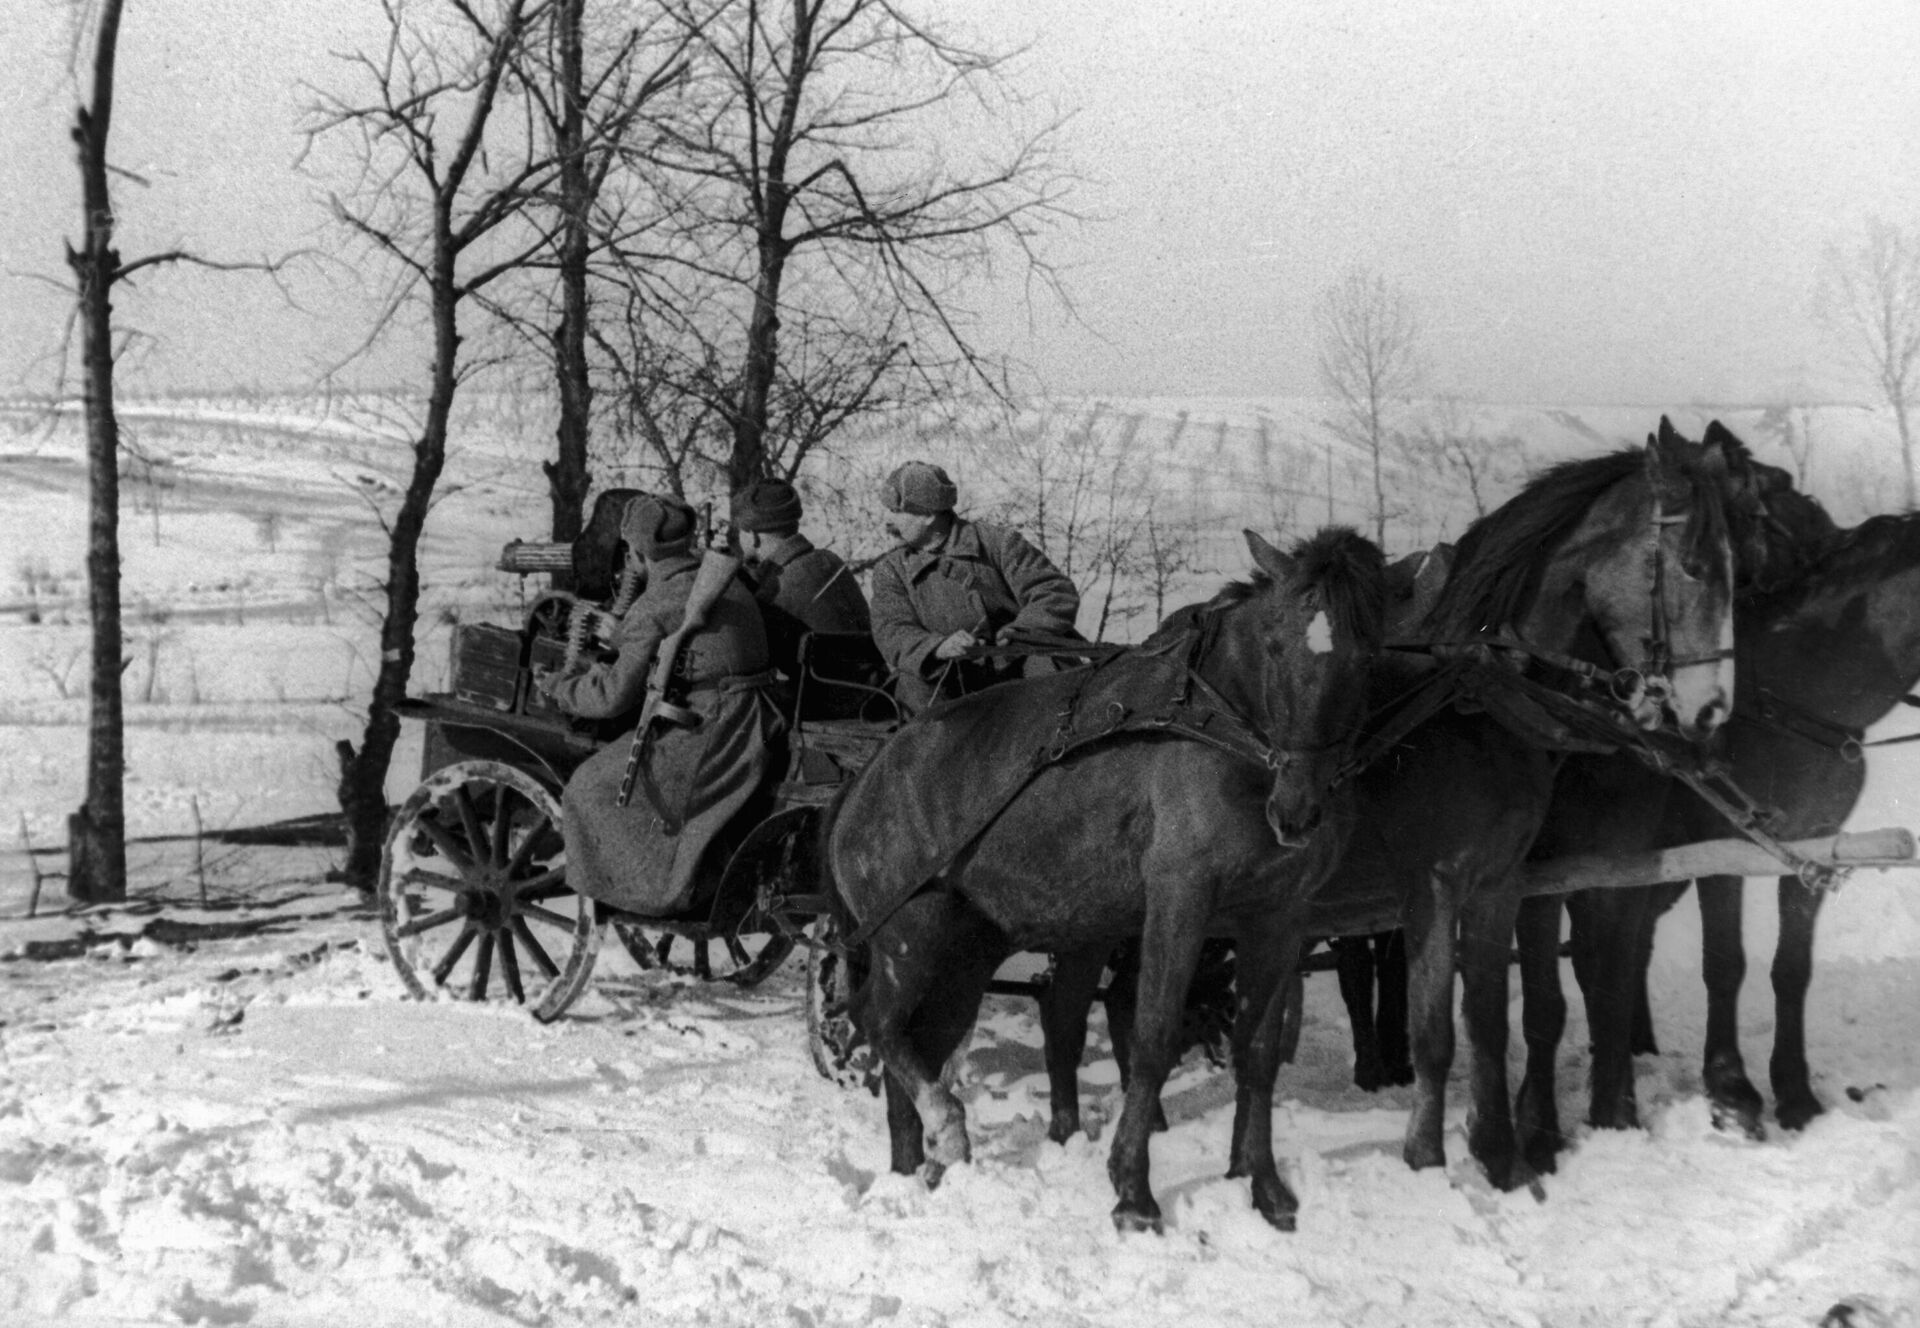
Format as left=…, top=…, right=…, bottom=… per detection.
left=190, top=796, right=208, bottom=906
left=19, top=814, right=44, bottom=919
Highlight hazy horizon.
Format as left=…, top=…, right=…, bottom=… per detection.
left=3, top=0, right=1917, bottom=408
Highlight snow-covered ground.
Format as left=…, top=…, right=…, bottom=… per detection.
left=1, top=872, right=1915, bottom=1326
left=2, top=396, right=1918, bottom=1325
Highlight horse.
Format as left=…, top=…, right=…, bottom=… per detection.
left=1515, top=441, right=1920, bottom=1160
left=820, top=527, right=1386, bottom=1233
left=1035, top=420, right=1745, bottom=1195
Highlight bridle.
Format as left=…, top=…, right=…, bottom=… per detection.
left=1607, top=493, right=1735, bottom=727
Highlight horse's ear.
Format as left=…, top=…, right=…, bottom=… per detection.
left=1245, top=529, right=1295, bottom=580
left=1648, top=416, right=1687, bottom=475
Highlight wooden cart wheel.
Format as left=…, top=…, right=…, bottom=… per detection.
left=609, top=919, right=795, bottom=988
left=804, top=916, right=880, bottom=1093
left=377, top=760, right=600, bottom=1022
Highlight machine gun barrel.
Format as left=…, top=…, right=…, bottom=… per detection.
left=497, top=540, right=576, bottom=575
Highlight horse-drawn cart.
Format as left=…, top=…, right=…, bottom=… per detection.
left=373, top=492, right=1919, bottom=1079
left=376, top=496, right=895, bottom=1027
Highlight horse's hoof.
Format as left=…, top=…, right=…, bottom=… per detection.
left=920, top=1160, right=946, bottom=1190
left=1111, top=1204, right=1164, bottom=1235
left=1251, top=1178, right=1300, bottom=1232
left=1776, top=1092, right=1825, bottom=1133
left=1520, top=1134, right=1563, bottom=1178
left=1403, top=1132, right=1446, bottom=1172
left=1352, top=1056, right=1385, bottom=1093
left=1710, top=1095, right=1767, bottom=1141
left=1385, top=1063, right=1414, bottom=1088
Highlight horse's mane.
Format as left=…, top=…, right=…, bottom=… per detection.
left=1744, top=508, right=1920, bottom=619
left=1423, top=446, right=1730, bottom=638
left=1702, top=419, right=1839, bottom=594
left=1167, top=526, right=1386, bottom=647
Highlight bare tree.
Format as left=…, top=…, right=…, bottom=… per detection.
left=602, top=0, right=1075, bottom=493
left=306, top=0, right=562, bottom=890
left=61, top=0, right=285, bottom=902
left=494, top=1, right=690, bottom=558
left=1407, top=394, right=1524, bottom=534
left=1755, top=396, right=1817, bottom=490
left=1315, top=267, right=1423, bottom=546
left=1816, top=216, right=1920, bottom=510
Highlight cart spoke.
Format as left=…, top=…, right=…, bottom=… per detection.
left=453, top=785, right=489, bottom=868
left=430, top=923, right=479, bottom=986
left=512, top=917, right=558, bottom=978
left=499, top=929, right=526, bottom=1004
left=520, top=901, right=579, bottom=932
left=504, top=815, right=553, bottom=879
left=397, top=865, right=468, bottom=896
left=415, top=813, right=477, bottom=878
left=516, top=866, right=568, bottom=898
left=468, top=931, right=496, bottom=1000
left=723, top=936, right=752, bottom=969
left=395, top=905, right=464, bottom=939
left=489, top=785, right=515, bottom=868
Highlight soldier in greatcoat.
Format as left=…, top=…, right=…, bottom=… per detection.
left=729, top=478, right=873, bottom=696
left=869, top=460, right=1083, bottom=715
left=537, top=494, right=784, bottom=917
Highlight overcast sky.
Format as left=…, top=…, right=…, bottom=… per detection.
left=3, top=0, right=1918, bottom=405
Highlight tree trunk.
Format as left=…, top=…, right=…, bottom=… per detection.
left=544, top=0, right=591, bottom=573
left=66, top=0, right=129, bottom=905
left=1896, top=398, right=1915, bottom=512
left=335, top=254, right=458, bottom=890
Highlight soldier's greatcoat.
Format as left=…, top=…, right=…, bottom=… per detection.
left=746, top=533, right=873, bottom=683
left=546, top=554, right=783, bottom=916
left=869, top=517, right=1082, bottom=713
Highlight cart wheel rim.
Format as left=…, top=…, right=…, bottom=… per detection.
left=804, top=917, right=880, bottom=1094
left=377, top=760, right=596, bottom=1017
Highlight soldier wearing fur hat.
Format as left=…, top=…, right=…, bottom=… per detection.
left=729, top=478, right=872, bottom=704
left=537, top=493, right=785, bottom=916
left=870, top=460, right=1083, bottom=714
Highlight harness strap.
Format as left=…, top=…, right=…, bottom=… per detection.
left=1744, top=686, right=1920, bottom=764
left=839, top=629, right=1291, bottom=954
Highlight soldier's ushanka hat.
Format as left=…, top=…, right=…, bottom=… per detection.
left=730, top=479, right=804, bottom=533
left=880, top=461, right=958, bottom=516
left=622, top=493, right=696, bottom=559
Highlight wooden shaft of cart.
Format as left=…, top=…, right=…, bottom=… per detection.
left=1519, top=826, right=1917, bottom=898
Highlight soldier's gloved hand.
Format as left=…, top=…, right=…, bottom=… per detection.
left=994, top=625, right=1020, bottom=647
left=934, top=629, right=980, bottom=661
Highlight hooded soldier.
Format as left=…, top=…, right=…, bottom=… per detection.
left=538, top=494, right=785, bottom=916
left=868, top=460, right=1083, bottom=714
left=729, top=478, right=873, bottom=700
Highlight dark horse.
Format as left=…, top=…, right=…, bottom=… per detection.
left=821, top=528, right=1386, bottom=1232
left=1038, top=422, right=1745, bottom=1195
left=1516, top=434, right=1920, bottom=1160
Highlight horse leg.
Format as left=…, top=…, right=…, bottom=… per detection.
left=1374, top=929, right=1414, bottom=1086
left=858, top=901, right=980, bottom=1182
left=1225, top=925, right=1305, bottom=1230
left=1332, top=936, right=1387, bottom=1091
left=1629, top=898, right=1661, bottom=1056
left=1459, top=889, right=1529, bottom=1191
left=1101, top=942, right=1170, bottom=1133
left=1770, top=874, right=1828, bottom=1130
left=1037, top=946, right=1109, bottom=1144
left=1696, top=875, right=1765, bottom=1138
left=1106, top=918, right=1206, bottom=1233
left=1514, top=893, right=1568, bottom=1176
left=1578, top=885, right=1650, bottom=1131
left=1401, top=870, right=1458, bottom=1172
